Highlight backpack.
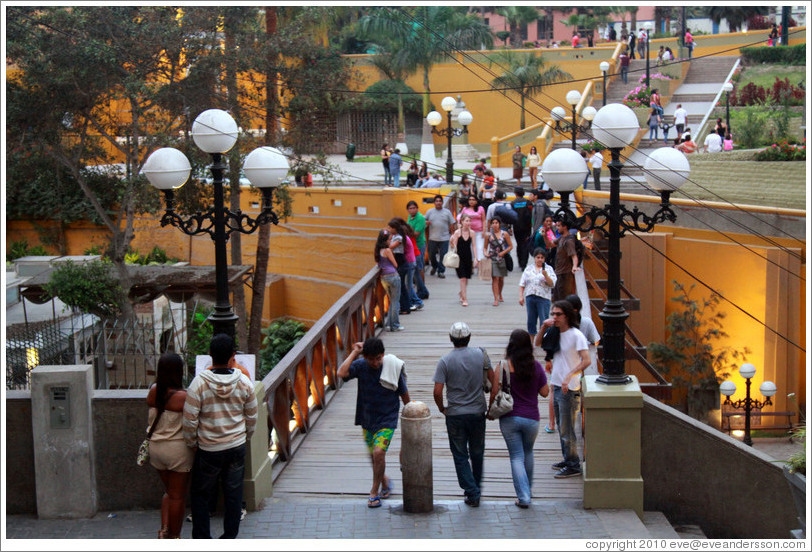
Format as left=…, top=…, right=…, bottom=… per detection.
left=494, top=203, right=518, bottom=226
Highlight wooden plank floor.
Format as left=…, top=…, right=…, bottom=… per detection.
left=273, top=258, right=584, bottom=502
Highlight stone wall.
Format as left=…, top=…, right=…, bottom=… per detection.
left=641, top=395, right=797, bottom=538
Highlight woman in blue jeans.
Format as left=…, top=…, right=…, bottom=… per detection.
left=488, top=329, right=549, bottom=508
left=374, top=230, right=402, bottom=331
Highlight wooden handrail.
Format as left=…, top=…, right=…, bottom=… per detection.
left=261, top=266, right=385, bottom=478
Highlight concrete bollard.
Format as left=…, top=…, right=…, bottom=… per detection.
left=400, top=401, right=433, bottom=513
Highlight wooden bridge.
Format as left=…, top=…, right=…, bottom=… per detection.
left=266, top=264, right=583, bottom=502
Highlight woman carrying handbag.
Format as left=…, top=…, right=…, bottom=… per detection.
left=449, top=214, right=476, bottom=307
left=487, top=329, right=549, bottom=508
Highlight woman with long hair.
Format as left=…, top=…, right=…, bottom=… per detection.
left=375, top=229, right=402, bottom=331
left=488, top=329, right=549, bottom=508
left=526, top=146, right=541, bottom=188
left=483, top=217, right=513, bottom=307
left=381, top=143, right=392, bottom=186
left=388, top=217, right=421, bottom=313
left=146, top=353, right=194, bottom=538
left=458, top=195, right=486, bottom=271
left=449, top=214, right=476, bottom=306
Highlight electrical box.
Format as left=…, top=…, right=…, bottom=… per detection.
left=49, top=386, right=71, bottom=429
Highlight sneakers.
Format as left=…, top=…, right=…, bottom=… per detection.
left=387, top=325, right=405, bottom=332
left=551, top=461, right=567, bottom=470
left=438, top=273, right=446, bottom=279
left=240, top=507, right=247, bottom=521
left=554, top=466, right=582, bottom=479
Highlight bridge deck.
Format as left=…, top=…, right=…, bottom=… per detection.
left=272, top=263, right=583, bottom=502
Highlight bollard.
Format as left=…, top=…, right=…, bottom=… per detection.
left=400, top=401, right=433, bottom=513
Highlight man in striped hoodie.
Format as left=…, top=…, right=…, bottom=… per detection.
left=184, top=333, right=257, bottom=539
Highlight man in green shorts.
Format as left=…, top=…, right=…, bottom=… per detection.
left=338, top=337, right=411, bottom=508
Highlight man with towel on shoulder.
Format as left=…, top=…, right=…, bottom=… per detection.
left=338, top=337, right=410, bottom=509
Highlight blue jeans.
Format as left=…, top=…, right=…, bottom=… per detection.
left=445, top=413, right=486, bottom=500
left=414, top=245, right=429, bottom=299
left=499, top=415, right=539, bottom=505
left=380, top=273, right=401, bottom=329
left=525, top=294, right=551, bottom=336
left=427, top=240, right=449, bottom=275
left=398, top=262, right=417, bottom=311
left=404, top=262, right=423, bottom=308
left=649, top=123, right=659, bottom=140
left=383, top=163, right=392, bottom=185
left=391, top=168, right=401, bottom=187
left=620, top=66, right=628, bottom=84
left=553, top=386, right=581, bottom=469
left=191, top=444, right=246, bottom=539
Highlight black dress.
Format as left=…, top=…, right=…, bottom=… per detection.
left=455, top=234, right=474, bottom=279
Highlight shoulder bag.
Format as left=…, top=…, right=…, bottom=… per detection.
left=487, top=360, right=514, bottom=419
left=442, top=247, right=460, bottom=268
left=480, top=347, right=493, bottom=393
left=137, top=393, right=173, bottom=466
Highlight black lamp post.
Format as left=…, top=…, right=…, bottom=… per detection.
left=426, top=96, right=472, bottom=183
left=722, top=81, right=734, bottom=136
left=142, top=109, right=289, bottom=339
left=541, top=103, right=691, bottom=384
left=720, top=363, right=777, bottom=446
left=552, top=90, right=597, bottom=151
left=600, top=61, right=610, bottom=107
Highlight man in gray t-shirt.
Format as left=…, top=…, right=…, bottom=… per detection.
left=424, top=194, right=456, bottom=278
left=433, top=322, right=492, bottom=507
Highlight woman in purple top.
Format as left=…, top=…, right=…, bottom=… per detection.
left=375, top=230, right=402, bottom=332
left=488, top=329, right=549, bottom=508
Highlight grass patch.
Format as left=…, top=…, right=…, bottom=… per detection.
left=737, top=65, right=806, bottom=90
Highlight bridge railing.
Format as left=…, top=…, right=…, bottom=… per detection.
left=260, top=266, right=385, bottom=480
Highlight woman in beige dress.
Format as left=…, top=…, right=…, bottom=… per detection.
left=146, top=353, right=195, bottom=538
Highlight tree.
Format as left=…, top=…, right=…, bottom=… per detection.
left=648, top=281, right=749, bottom=422
left=358, top=6, right=493, bottom=116
left=6, top=6, right=201, bottom=318
left=562, top=7, right=612, bottom=44
left=706, top=7, right=769, bottom=33
left=489, top=52, right=572, bottom=130
left=495, top=6, right=539, bottom=48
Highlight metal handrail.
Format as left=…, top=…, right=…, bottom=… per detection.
left=261, top=266, right=385, bottom=479
left=695, top=58, right=741, bottom=143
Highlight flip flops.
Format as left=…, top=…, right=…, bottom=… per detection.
left=368, top=495, right=382, bottom=508
left=545, top=425, right=555, bottom=433
left=381, top=478, right=394, bottom=499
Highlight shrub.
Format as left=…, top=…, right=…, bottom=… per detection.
left=185, top=306, right=213, bottom=370
left=753, top=141, right=806, bottom=161
left=6, top=240, right=49, bottom=262
left=258, top=318, right=308, bottom=380
left=622, top=85, right=653, bottom=108
left=638, top=72, right=674, bottom=84
left=731, top=106, right=770, bottom=148
left=580, top=139, right=606, bottom=153
left=45, top=259, right=124, bottom=318
left=786, top=426, right=806, bottom=475
left=746, top=14, right=796, bottom=30
left=740, top=44, right=805, bottom=65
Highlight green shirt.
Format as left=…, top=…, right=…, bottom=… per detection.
left=408, top=212, right=426, bottom=250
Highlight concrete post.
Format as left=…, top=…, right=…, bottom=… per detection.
left=30, top=364, right=97, bottom=519
left=243, top=380, right=273, bottom=510
left=400, top=401, right=433, bottom=513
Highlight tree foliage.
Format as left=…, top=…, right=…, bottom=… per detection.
left=648, top=281, right=749, bottom=420
left=490, top=52, right=571, bottom=130
left=495, top=6, right=539, bottom=47
left=705, top=7, right=769, bottom=32
left=45, top=260, right=126, bottom=319
left=258, top=319, right=308, bottom=379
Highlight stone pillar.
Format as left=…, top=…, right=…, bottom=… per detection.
left=400, top=401, right=433, bottom=513
left=30, top=364, right=97, bottom=519
left=243, top=380, right=273, bottom=510
left=582, top=374, right=644, bottom=519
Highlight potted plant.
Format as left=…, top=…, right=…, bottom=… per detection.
left=784, top=425, right=806, bottom=538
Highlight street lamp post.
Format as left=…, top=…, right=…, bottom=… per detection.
left=720, top=363, right=777, bottom=446
left=600, top=61, right=611, bottom=107
left=142, top=109, right=290, bottom=339
left=552, top=90, right=597, bottom=150
left=644, top=22, right=653, bottom=88
left=426, top=96, right=473, bottom=183
left=541, top=103, right=690, bottom=384
left=722, top=81, right=734, bottom=137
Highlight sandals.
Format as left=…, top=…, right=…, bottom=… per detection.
left=545, top=425, right=555, bottom=433
left=368, top=495, right=382, bottom=508
left=381, top=478, right=394, bottom=499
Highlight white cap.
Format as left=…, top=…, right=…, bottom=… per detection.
left=450, top=321, right=471, bottom=339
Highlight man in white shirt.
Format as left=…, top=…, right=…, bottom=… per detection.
left=673, top=104, right=688, bottom=139
left=548, top=300, right=590, bottom=479
left=587, top=150, right=603, bottom=191
left=637, top=28, right=647, bottom=58
left=704, top=132, right=723, bottom=153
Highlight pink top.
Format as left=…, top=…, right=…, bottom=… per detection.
left=723, top=139, right=733, bottom=151
left=458, top=206, right=485, bottom=232
left=403, top=233, right=416, bottom=263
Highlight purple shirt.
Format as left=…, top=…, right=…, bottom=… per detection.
left=505, top=360, right=547, bottom=421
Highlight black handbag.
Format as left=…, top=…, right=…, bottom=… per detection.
left=505, top=253, right=514, bottom=272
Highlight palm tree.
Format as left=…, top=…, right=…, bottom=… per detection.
left=706, top=7, right=768, bottom=33
left=358, top=6, right=493, bottom=116
left=489, top=51, right=572, bottom=130
left=496, top=6, right=539, bottom=48
left=563, top=7, right=612, bottom=44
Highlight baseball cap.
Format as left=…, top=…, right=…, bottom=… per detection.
left=449, top=321, right=471, bottom=339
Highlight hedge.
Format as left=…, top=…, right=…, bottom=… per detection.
left=740, top=44, right=805, bottom=65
